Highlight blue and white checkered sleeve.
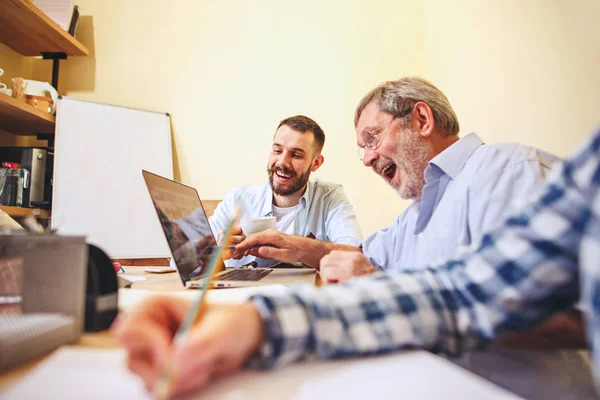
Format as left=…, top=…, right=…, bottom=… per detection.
left=250, top=128, right=600, bottom=370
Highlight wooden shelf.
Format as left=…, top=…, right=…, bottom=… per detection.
left=0, top=0, right=89, bottom=56
left=0, top=205, right=50, bottom=218
left=0, top=93, right=55, bottom=134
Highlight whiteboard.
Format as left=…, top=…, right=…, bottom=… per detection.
left=52, top=97, right=173, bottom=258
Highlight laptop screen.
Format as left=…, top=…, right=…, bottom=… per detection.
left=142, top=170, right=218, bottom=283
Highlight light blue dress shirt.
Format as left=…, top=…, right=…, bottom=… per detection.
left=362, top=133, right=561, bottom=271
left=209, top=179, right=362, bottom=267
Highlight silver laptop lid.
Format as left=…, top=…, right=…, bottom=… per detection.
left=142, top=170, right=218, bottom=284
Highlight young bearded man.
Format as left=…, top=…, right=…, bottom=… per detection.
left=206, top=115, right=362, bottom=267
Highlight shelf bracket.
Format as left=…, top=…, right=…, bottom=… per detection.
left=41, top=52, right=67, bottom=89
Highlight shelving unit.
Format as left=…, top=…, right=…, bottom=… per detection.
left=0, top=93, right=55, bottom=134
left=0, top=0, right=89, bottom=218
left=0, top=0, right=89, bottom=56
left=0, top=205, right=50, bottom=218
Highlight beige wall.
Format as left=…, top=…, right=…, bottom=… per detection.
left=3, top=1, right=599, bottom=236
left=62, top=0, right=427, bottom=236
left=426, top=0, right=600, bottom=157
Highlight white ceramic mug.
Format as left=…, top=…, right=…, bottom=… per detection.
left=240, top=217, right=276, bottom=235
left=22, top=80, right=58, bottom=114
left=0, top=68, right=6, bottom=91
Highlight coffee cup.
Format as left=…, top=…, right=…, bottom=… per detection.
left=0, top=68, right=6, bottom=91
left=22, top=80, right=58, bottom=114
left=240, top=217, right=276, bottom=235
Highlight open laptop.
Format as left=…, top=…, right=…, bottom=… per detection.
left=142, top=170, right=315, bottom=288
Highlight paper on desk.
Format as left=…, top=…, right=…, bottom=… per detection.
left=118, top=285, right=289, bottom=311
left=2, top=347, right=523, bottom=400
left=119, top=274, right=147, bottom=283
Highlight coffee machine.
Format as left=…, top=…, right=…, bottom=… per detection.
left=0, top=147, right=53, bottom=208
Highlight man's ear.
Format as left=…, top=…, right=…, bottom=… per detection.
left=311, top=154, right=324, bottom=172
left=412, top=101, right=435, bottom=138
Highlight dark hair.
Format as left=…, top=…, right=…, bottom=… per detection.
left=277, top=115, right=325, bottom=154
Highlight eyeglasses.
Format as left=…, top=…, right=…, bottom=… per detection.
left=357, top=107, right=414, bottom=161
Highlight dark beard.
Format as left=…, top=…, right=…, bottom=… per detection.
left=267, top=165, right=311, bottom=196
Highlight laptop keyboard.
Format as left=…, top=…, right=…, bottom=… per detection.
left=218, top=268, right=272, bottom=281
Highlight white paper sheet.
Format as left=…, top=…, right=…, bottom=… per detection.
left=119, top=275, right=148, bottom=283
left=2, top=347, right=523, bottom=400
left=118, top=285, right=290, bottom=311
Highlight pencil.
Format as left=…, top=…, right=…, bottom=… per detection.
left=154, top=206, right=243, bottom=399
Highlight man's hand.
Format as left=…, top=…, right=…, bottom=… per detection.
left=112, top=296, right=265, bottom=399
left=319, top=250, right=378, bottom=284
left=233, top=229, right=306, bottom=263
left=222, top=226, right=245, bottom=260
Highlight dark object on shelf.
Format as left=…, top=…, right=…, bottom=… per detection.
left=68, top=5, right=79, bottom=37
left=0, top=147, right=53, bottom=208
left=0, top=162, right=27, bottom=207
left=30, top=201, right=50, bottom=210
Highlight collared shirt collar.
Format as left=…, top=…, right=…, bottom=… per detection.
left=414, top=133, right=484, bottom=235
left=261, top=180, right=313, bottom=216
left=426, top=133, right=484, bottom=181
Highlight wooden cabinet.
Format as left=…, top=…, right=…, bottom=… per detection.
left=0, top=0, right=89, bottom=218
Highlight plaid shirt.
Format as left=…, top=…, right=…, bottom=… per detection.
left=250, top=127, right=600, bottom=392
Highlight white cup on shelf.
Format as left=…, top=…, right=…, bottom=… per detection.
left=0, top=68, right=6, bottom=91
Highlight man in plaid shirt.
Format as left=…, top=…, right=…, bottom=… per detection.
left=114, top=126, right=600, bottom=398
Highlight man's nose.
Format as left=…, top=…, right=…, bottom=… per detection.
left=278, top=152, right=293, bottom=167
left=362, top=148, right=378, bottom=167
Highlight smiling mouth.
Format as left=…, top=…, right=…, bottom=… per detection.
left=382, top=164, right=396, bottom=180
left=275, top=170, right=293, bottom=180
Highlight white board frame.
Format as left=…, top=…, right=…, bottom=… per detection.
left=52, top=97, right=173, bottom=259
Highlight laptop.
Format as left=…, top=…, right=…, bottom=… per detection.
left=142, top=170, right=315, bottom=288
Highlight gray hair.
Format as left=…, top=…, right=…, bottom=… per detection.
left=354, top=77, right=460, bottom=136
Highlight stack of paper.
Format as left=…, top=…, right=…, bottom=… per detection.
left=32, top=0, right=74, bottom=31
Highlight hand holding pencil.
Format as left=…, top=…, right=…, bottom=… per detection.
left=112, top=297, right=264, bottom=398
left=112, top=206, right=266, bottom=399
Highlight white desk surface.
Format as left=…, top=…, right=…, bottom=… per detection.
left=1, top=267, right=523, bottom=399
left=2, top=346, right=522, bottom=400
